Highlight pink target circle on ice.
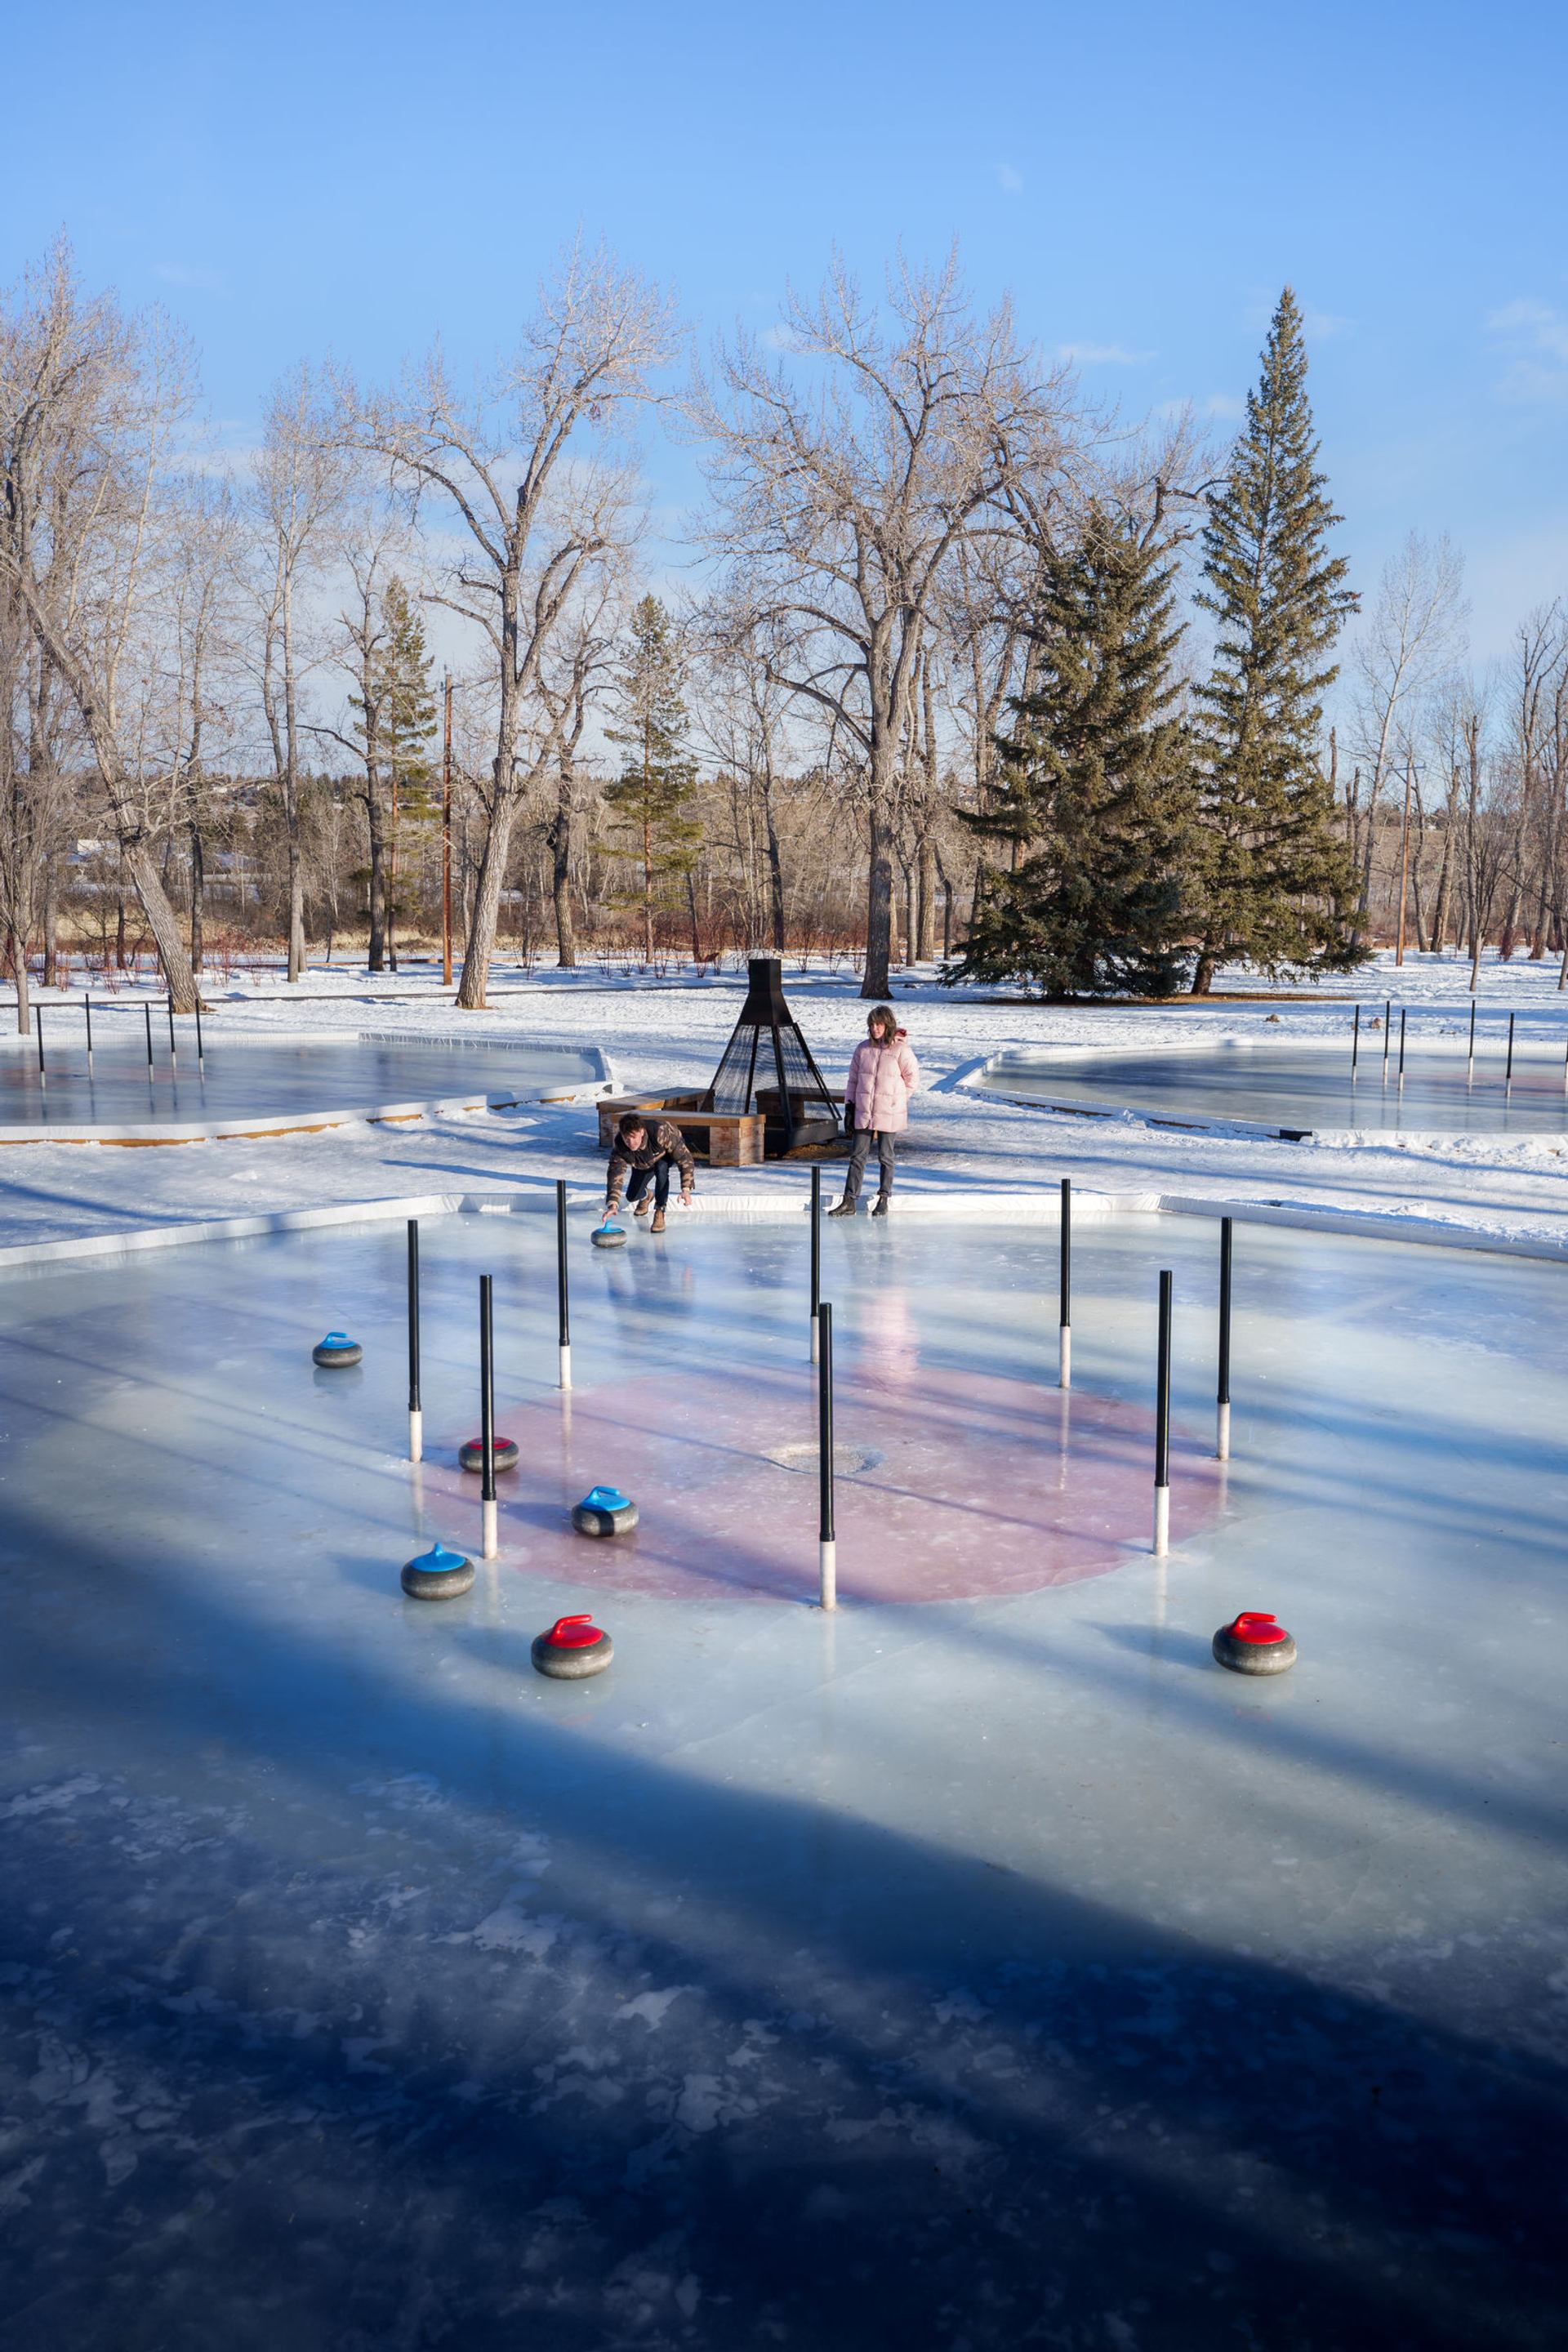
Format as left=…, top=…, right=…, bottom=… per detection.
left=428, top=1361, right=1222, bottom=1605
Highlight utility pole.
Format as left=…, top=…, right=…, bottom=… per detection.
left=1396, top=761, right=1414, bottom=968
left=442, top=672, right=453, bottom=988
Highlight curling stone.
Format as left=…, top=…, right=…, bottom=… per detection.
left=400, top=1541, right=475, bottom=1601
left=459, top=1435, right=520, bottom=1473
left=313, top=1330, right=363, bottom=1367
left=590, top=1220, right=627, bottom=1249
left=532, top=1612, right=613, bottom=1679
left=571, top=1483, right=638, bottom=1539
left=1212, top=1611, right=1296, bottom=1676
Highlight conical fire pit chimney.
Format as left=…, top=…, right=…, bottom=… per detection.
left=703, top=958, right=840, bottom=1154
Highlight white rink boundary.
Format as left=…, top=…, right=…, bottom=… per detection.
left=1, top=1177, right=1566, bottom=1278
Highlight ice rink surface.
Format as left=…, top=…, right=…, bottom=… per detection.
left=0, top=1032, right=599, bottom=1128
left=980, top=1038, right=1568, bottom=1134
left=1, top=1208, right=1565, bottom=2350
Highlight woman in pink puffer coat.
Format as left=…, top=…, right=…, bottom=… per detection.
left=829, top=1005, right=920, bottom=1216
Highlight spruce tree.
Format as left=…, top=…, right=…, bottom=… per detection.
left=1191, top=287, right=1361, bottom=992
left=956, top=506, right=1196, bottom=998
left=604, top=595, right=701, bottom=965
left=350, top=576, right=434, bottom=969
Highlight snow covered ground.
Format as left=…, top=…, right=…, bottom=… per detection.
left=3, top=947, right=1568, bottom=1261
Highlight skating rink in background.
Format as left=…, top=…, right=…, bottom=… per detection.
left=978, top=1033, right=1568, bottom=1134
left=0, top=1030, right=601, bottom=1127
left=0, top=1209, right=1563, bottom=2348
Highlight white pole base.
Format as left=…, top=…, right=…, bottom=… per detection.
left=1058, top=1325, right=1071, bottom=1390
left=818, top=1537, right=837, bottom=1611
left=810, top=1312, right=819, bottom=1364
left=559, top=1343, right=572, bottom=1392
left=408, top=1406, right=423, bottom=1464
left=1153, top=1485, right=1169, bottom=1558
left=1216, top=1400, right=1230, bottom=1462
left=483, top=1497, right=498, bottom=1560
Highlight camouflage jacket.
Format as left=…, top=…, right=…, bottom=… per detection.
left=605, top=1120, right=697, bottom=1211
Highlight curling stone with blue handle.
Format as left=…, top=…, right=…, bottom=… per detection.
left=313, top=1330, right=363, bottom=1367
left=1213, top=1611, right=1296, bottom=1675
left=590, top=1218, right=627, bottom=1249
left=401, top=1541, right=475, bottom=1601
left=532, top=1613, right=614, bottom=1679
left=571, top=1484, right=637, bottom=1538
left=459, top=1435, right=520, bottom=1473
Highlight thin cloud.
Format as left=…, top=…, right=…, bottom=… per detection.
left=1057, top=341, right=1154, bottom=367
left=154, top=261, right=228, bottom=294
left=1488, top=297, right=1568, bottom=402
left=996, top=163, right=1025, bottom=195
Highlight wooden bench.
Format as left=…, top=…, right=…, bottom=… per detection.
left=596, top=1094, right=767, bottom=1167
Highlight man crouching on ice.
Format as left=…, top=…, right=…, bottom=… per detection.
left=604, top=1112, right=696, bottom=1234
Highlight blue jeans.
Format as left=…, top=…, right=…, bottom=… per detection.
left=625, top=1156, right=675, bottom=1211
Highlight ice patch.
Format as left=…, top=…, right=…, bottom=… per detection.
left=620, top=1987, right=694, bottom=2029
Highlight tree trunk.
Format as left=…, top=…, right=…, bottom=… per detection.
left=1191, top=951, right=1216, bottom=998
left=42, top=876, right=58, bottom=990
left=550, top=757, right=577, bottom=969
left=456, top=798, right=521, bottom=1010
left=761, top=775, right=786, bottom=952
left=122, top=838, right=198, bottom=1010
left=687, top=870, right=702, bottom=965
left=916, top=835, right=937, bottom=961
left=9, top=920, right=28, bottom=1035
left=115, top=875, right=127, bottom=969
left=189, top=819, right=205, bottom=977
left=366, top=772, right=386, bottom=971
left=861, top=781, right=894, bottom=999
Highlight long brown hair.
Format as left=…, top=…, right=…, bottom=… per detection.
left=866, top=1004, right=898, bottom=1043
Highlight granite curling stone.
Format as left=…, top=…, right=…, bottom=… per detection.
left=571, top=1484, right=638, bottom=1539
left=1213, top=1610, right=1296, bottom=1675
left=532, top=1613, right=613, bottom=1679
left=312, top=1330, right=363, bottom=1367
left=459, top=1435, right=520, bottom=1473
left=401, top=1542, right=476, bottom=1601
left=590, top=1220, right=628, bottom=1249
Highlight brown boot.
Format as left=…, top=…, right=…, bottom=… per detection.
left=651, top=1208, right=666, bottom=1233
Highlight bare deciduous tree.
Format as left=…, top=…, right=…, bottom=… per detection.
left=694, top=252, right=1076, bottom=996
left=334, top=242, right=677, bottom=1008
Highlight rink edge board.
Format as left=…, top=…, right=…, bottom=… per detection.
left=0, top=1045, right=617, bottom=1147
left=0, top=1183, right=1564, bottom=1276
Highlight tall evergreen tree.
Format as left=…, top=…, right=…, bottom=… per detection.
left=1191, top=287, right=1361, bottom=993
left=351, top=577, right=434, bottom=969
left=604, top=595, right=701, bottom=964
left=955, top=506, right=1196, bottom=998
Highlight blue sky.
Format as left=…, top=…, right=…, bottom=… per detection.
left=5, top=0, right=1566, bottom=655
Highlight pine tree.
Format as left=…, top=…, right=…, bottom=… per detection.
left=351, top=577, right=434, bottom=969
left=956, top=506, right=1196, bottom=998
left=604, top=596, right=701, bottom=964
left=1191, top=288, right=1361, bottom=993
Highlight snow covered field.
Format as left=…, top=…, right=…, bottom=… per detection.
left=4, top=947, right=1568, bottom=1261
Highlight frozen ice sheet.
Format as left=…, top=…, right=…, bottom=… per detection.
left=0, top=1210, right=1565, bottom=2348
left=981, top=1036, right=1568, bottom=1134
left=0, top=1030, right=599, bottom=1127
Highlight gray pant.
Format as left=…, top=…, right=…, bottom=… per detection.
left=843, top=1126, right=896, bottom=1203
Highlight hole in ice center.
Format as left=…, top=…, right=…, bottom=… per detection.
left=763, top=1439, right=884, bottom=1476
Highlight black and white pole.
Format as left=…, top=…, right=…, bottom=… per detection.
left=166, top=995, right=176, bottom=1067
left=194, top=994, right=205, bottom=1076
left=817, top=1299, right=836, bottom=1610
left=1506, top=1011, right=1516, bottom=1091
left=1382, top=1000, right=1392, bottom=1084
left=479, top=1274, right=498, bottom=1560
left=84, top=996, right=93, bottom=1074
left=1216, top=1217, right=1232, bottom=1462
left=1058, top=1176, right=1072, bottom=1389
left=144, top=1002, right=154, bottom=1078
left=34, top=1004, right=44, bottom=1088
left=809, top=1165, right=822, bottom=1363
left=1351, top=1003, right=1360, bottom=1078
left=1398, top=1006, right=1407, bottom=1086
left=556, top=1178, right=572, bottom=1389
left=407, top=1218, right=422, bottom=1462
left=1468, top=1000, right=1477, bottom=1081
left=1154, top=1268, right=1173, bottom=1558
